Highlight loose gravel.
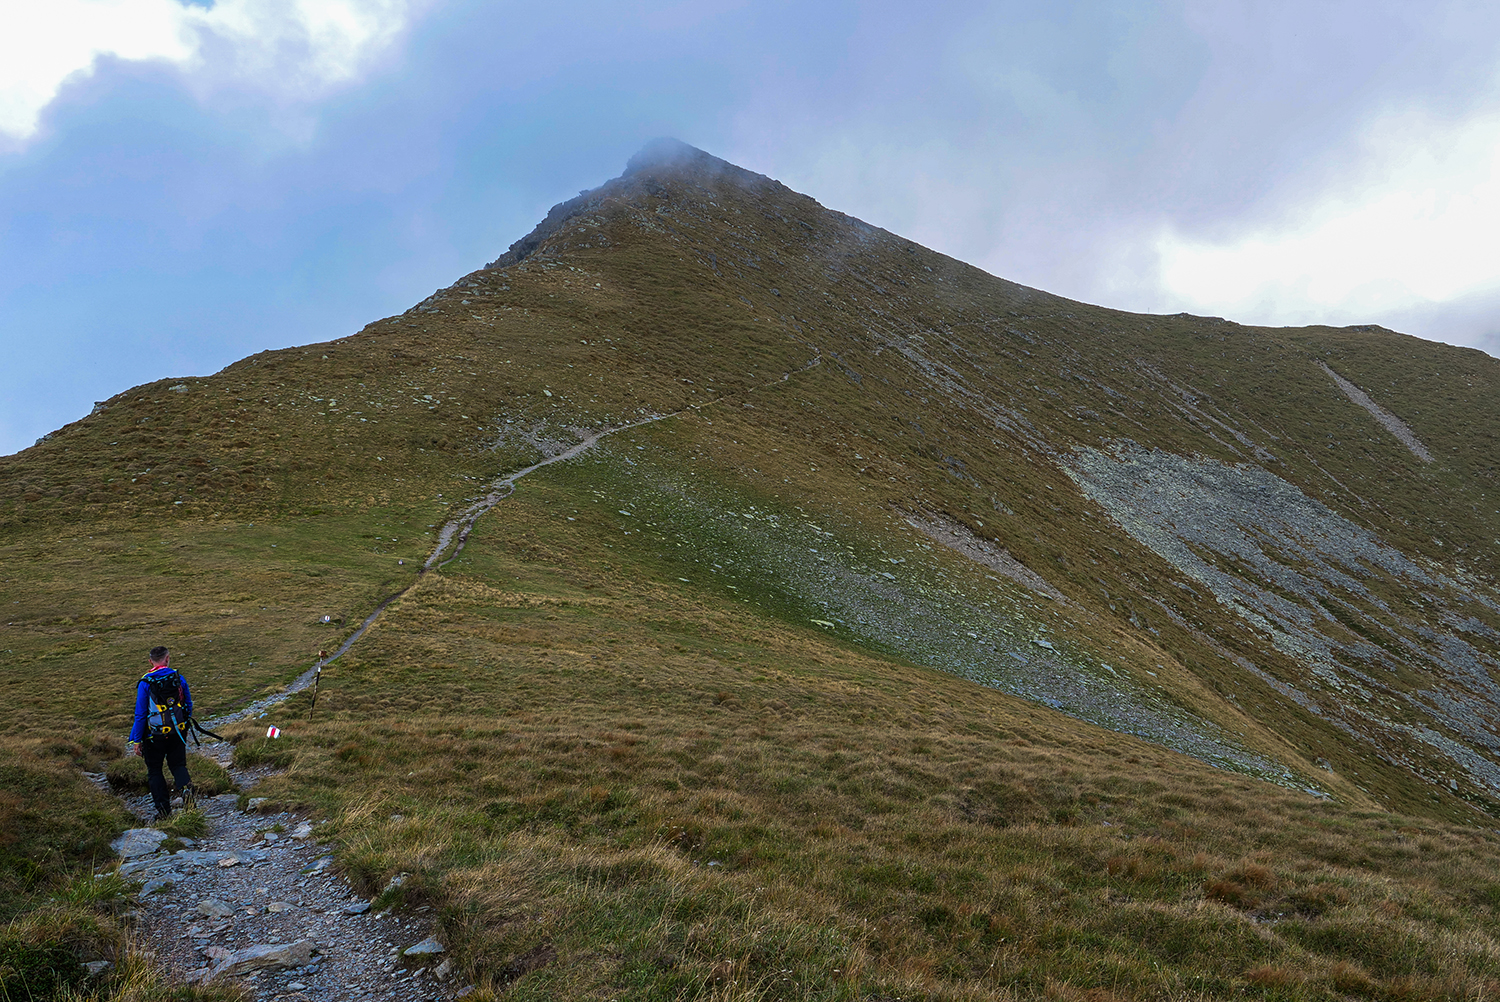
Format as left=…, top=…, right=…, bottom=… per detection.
left=118, top=743, right=473, bottom=1001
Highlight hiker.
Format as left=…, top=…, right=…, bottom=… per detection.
left=130, top=646, right=195, bottom=821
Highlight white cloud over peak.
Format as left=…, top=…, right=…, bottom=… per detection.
left=1154, top=104, right=1500, bottom=327
left=0, top=0, right=423, bottom=142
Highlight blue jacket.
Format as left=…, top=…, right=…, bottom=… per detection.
left=130, top=666, right=192, bottom=743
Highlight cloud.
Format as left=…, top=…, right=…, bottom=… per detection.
left=0, top=0, right=424, bottom=142
left=1154, top=105, right=1500, bottom=327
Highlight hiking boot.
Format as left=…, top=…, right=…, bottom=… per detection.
left=179, top=783, right=196, bottom=810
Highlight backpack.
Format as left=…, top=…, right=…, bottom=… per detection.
left=143, top=670, right=190, bottom=740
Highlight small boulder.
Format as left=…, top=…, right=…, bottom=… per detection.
left=265, top=900, right=295, bottom=913
left=403, top=936, right=444, bottom=957
left=141, top=874, right=177, bottom=895
left=111, top=828, right=168, bottom=858
left=197, top=898, right=234, bottom=920
left=342, top=901, right=371, bottom=915
left=202, top=940, right=317, bottom=982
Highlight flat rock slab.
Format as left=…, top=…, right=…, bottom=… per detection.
left=202, top=939, right=317, bottom=981
left=111, top=828, right=167, bottom=858
left=119, top=848, right=268, bottom=877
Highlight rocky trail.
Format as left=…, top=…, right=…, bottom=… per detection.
left=108, top=742, right=471, bottom=1000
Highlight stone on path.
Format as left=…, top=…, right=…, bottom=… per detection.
left=197, top=898, right=234, bottom=919
left=403, top=936, right=444, bottom=957
left=111, top=828, right=167, bottom=858
left=202, top=940, right=317, bottom=982
left=342, top=900, right=371, bottom=915
left=141, top=874, right=177, bottom=895
left=120, top=848, right=265, bottom=877
left=291, top=821, right=314, bottom=840
left=265, top=900, right=295, bottom=913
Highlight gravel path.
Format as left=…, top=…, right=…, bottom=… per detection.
left=114, top=743, right=472, bottom=1000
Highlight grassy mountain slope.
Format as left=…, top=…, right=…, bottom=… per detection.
left=4, top=140, right=1500, bottom=999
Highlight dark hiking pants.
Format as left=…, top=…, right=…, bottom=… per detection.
left=142, top=736, right=190, bottom=816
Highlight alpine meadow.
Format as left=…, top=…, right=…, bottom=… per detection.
left=6, top=139, right=1500, bottom=1001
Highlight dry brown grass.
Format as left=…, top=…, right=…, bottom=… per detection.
left=201, top=533, right=1500, bottom=1000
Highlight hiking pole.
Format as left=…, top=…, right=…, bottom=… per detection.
left=307, top=650, right=326, bottom=721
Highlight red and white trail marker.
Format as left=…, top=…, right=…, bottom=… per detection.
left=266, top=725, right=281, bottom=739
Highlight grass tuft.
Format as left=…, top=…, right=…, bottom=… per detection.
left=156, top=809, right=208, bottom=839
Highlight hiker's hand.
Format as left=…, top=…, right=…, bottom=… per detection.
left=132, top=741, right=142, bottom=757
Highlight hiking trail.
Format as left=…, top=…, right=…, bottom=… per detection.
left=111, top=743, right=468, bottom=1001
left=110, top=358, right=824, bottom=998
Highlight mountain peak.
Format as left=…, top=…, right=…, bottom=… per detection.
left=487, top=139, right=790, bottom=269
left=623, top=137, right=717, bottom=175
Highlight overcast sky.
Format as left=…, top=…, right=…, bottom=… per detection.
left=4, top=0, right=1500, bottom=456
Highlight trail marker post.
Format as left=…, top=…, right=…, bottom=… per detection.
left=308, top=650, right=326, bottom=720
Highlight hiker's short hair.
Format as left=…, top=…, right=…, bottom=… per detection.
left=149, top=646, right=169, bottom=663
